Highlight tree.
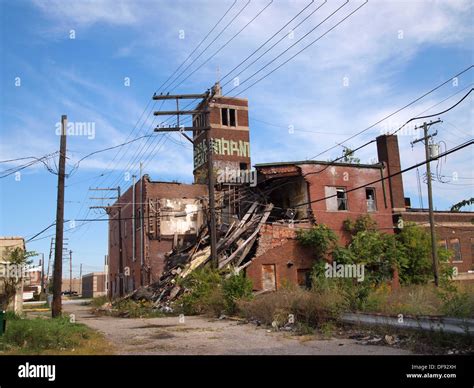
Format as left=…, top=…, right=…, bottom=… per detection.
left=450, top=197, right=474, bottom=212
left=0, top=247, right=36, bottom=310
left=341, top=147, right=360, bottom=164
left=296, top=224, right=338, bottom=260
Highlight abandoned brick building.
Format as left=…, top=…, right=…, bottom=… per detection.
left=107, top=87, right=473, bottom=297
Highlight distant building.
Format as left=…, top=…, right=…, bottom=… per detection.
left=0, top=237, right=26, bottom=313
left=81, top=272, right=106, bottom=298
left=61, top=278, right=81, bottom=294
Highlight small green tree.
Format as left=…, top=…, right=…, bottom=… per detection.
left=222, top=271, right=253, bottom=314
left=0, top=247, right=36, bottom=310
left=396, top=223, right=452, bottom=285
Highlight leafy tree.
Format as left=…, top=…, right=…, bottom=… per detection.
left=343, top=214, right=378, bottom=235
left=450, top=197, right=474, bottom=212
left=0, top=247, right=36, bottom=310
left=296, top=224, right=338, bottom=260
left=397, top=223, right=452, bottom=285
left=341, top=147, right=360, bottom=164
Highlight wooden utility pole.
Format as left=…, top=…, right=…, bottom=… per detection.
left=412, top=119, right=442, bottom=286
left=46, top=237, right=53, bottom=289
left=52, top=115, right=67, bottom=318
left=153, top=90, right=218, bottom=267
left=69, top=250, right=73, bottom=293
left=79, top=263, right=82, bottom=296
left=40, top=253, right=45, bottom=294
left=132, top=174, right=136, bottom=264
left=140, top=163, right=144, bottom=285
left=206, top=121, right=218, bottom=269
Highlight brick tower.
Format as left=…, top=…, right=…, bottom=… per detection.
left=193, top=82, right=251, bottom=184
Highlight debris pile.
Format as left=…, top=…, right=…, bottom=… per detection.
left=128, top=200, right=273, bottom=309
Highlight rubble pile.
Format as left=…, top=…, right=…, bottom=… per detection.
left=128, top=199, right=273, bottom=309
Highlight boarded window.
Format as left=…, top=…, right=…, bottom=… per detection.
left=366, top=188, right=376, bottom=212
left=221, top=108, right=228, bottom=126
left=450, top=238, right=462, bottom=262
left=325, top=186, right=337, bottom=211
left=262, top=264, right=276, bottom=291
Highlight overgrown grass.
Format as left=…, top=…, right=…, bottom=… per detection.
left=237, top=287, right=345, bottom=330
left=110, top=299, right=164, bottom=318
left=89, top=295, right=109, bottom=308
left=360, top=282, right=474, bottom=318
left=0, top=315, right=112, bottom=355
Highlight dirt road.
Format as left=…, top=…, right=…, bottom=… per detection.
left=63, top=303, right=411, bottom=355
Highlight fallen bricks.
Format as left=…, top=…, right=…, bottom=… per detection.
left=124, top=201, right=274, bottom=309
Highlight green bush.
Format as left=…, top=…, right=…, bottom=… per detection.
left=112, top=299, right=163, bottom=318
left=176, top=267, right=223, bottom=315
left=176, top=267, right=253, bottom=316
left=90, top=295, right=109, bottom=308
left=222, top=272, right=253, bottom=315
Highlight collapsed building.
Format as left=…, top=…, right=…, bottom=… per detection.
left=107, top=85, right=473, bottom=299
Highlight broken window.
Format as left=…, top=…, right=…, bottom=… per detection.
left=450, top=238, right=462, bottom=262
left=336, top=188, right=348, bottom=211
left=221, top=108, right=236, bottom=127
left=229, top=108, right=236, bottom=126
left=221, top=108, right=228, bottom=126
left=366, top=188, right=376, bottom=212
left=297, top=269, right=311, bottom=289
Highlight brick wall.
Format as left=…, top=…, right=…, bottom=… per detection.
left=246, top=223, right=315, bottom=291
left=108, top=177, right=207, bottom=297
left=401, top=211, right=474, bottom=274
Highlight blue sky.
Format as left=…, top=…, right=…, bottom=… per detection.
left=0, top=0, right=473, bottom=275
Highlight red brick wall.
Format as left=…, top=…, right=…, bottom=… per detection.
left=299, top=163, right=394, bottom=244
left=401, top=211, right=474, bottom=273
left=108, top=177, right=207, bottom=296
left=246, top=224, right=315, bottom=291
left=376, top=135, right=406, bottom=211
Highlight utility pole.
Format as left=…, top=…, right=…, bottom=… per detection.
left=132, top=174, right=136, bottom=264
left=52, top=115, right=67, bottom=318
left=140, top=162, right=144, bottom=285
left=40, top=253, right=45, bottom=294
left=46, top=237, right=53, bottom=289
left=69, top=250, right=73, bottom=293
left=412, top=119, right=442, bottom=286
left=206, top=116, right=218, bottom=269
left=152, top=90, right=218, bottom=268
left=89, top=187, right=123, bottom=296
left=79, top=263, right=82, bottom=296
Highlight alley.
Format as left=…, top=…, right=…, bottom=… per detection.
left=63, top=303, right=411, bottom=355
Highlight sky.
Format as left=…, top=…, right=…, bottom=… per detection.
left=0, top=0, right=473, bottom=275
